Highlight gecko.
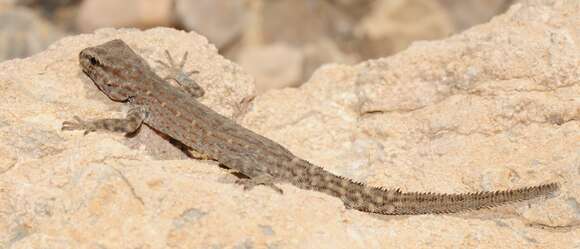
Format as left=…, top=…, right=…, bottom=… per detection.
left=62, top=39, right=559, bottom=215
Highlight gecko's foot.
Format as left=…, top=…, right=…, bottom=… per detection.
left=188, top=149, right=213, bottom=160
left=232, top=95, right=255, bottom=121
left=61, top=116, right=96, bottom=135
left=155, top=50, right=204, bottom=98
left=235, top=176, right=284, bottom=194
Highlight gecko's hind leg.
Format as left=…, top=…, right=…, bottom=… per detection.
left=155, top=50, right=204, bottom=98
left=226, top=169, right=283, bottom=194
left=236, top=175, right=284, bottom=194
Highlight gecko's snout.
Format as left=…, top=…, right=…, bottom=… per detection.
left=78, top=49, right=91, bottom=68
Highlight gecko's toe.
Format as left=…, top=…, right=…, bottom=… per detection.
left=269, top=185, right=284, bottom=194
left=185, top=69, right=200, bottom=77
left=235, top=177, right=284, bottom=194
left=61, top=116, right=95, bottom=135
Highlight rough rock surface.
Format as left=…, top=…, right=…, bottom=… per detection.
left=0, top=1, right=579, bottom=249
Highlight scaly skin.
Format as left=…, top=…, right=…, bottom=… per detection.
left=63, top=39, right=559, bottom=215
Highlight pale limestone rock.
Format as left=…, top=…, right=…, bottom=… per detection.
left=0, top=1, right=578, bottom=248
left=77, top=0, right=174, bottom=32
left=238, top=43, right=304, bottom=93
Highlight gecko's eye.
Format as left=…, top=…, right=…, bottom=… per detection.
left=89, top=57, right=98, bottom=66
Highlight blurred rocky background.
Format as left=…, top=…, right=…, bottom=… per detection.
left=0, top=0, right=516, bottom=93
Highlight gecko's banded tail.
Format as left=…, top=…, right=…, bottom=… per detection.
left=362, top=182, right=559, bottom=215
left=292, top=161, right=559, bottom=215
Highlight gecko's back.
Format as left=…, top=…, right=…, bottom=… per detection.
left=73, top=39, right=559, bottom=215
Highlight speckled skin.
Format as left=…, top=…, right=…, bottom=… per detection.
left=63, top=39, right=559, bottom=215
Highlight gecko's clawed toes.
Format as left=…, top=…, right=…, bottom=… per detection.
left=179, top=52, right=188, bottom=69
left=234, top=178, right=253, bottom=188
left=62, top=117, right=82, bottom=130
left=185, top=69, right=200, bottom=77
left=269, top=185, right=284, bottom=194
left=235, top=177, right=283, bottom=194
left=61, top=116, right=95, bottom=135
left=155, top=59, right=170, bottom=69
left=164, top=50, right=175, bottom=67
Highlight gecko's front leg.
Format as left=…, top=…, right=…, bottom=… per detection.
left=155, top=50, right=204, bottom=98
left=62, top=106, right=148, bottom=135
left=156, top=50, right=252, bottom=120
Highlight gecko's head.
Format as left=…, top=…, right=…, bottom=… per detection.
left=79, top=39, right=146, bottom=102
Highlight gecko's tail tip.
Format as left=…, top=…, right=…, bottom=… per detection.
left=369, top=181, right=561, bottom=215
left=542, top=182, right=561, bottom=197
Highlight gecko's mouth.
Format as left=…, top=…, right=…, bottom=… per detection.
left=80, top=63, right=98, bottom=84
